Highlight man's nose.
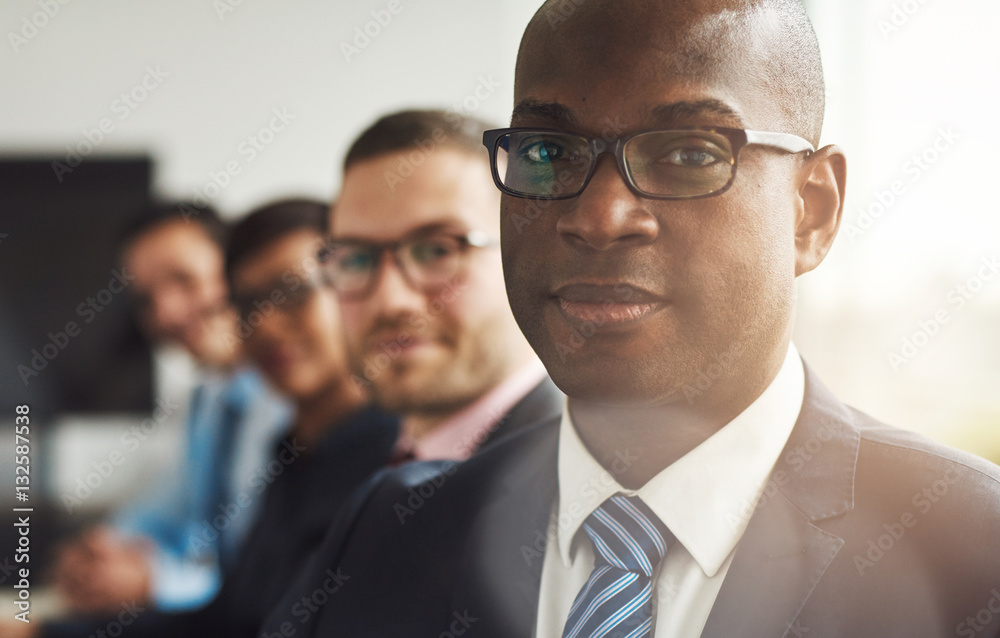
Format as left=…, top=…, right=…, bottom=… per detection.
left=555, top=155, right=659, bottom=251
left=250, top=300, right=293, bottom=341
left=366, top=256, right=427, bottom=315
left=148, top=289, right=191, bottom=335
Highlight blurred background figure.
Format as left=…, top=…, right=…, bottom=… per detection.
left=327, top=109, right=561, bottom=464
left=50, top=203, right=289, bottom=615
left=256, top=108, right=563, bottom=636
left=32, top=198, right=398, bottom=638
left=208, top=198, right=396, bottom=636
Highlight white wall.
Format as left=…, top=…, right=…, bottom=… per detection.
left=1, top=0, right=540, bottom=213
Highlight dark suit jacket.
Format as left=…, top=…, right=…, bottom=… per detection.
left=260, top=366, right=1000, bottom=637
left=43, top=380, right=562, bottom=638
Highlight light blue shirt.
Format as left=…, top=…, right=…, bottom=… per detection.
left=113, top=367, right=290, bottom=610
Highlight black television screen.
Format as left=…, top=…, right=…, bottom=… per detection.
left=0, top=156, right=154, bottom=414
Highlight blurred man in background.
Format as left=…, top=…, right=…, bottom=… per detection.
left=324, top=109, right=561, bottom=465
left=51, top=203, right=288, bottom=615
left=254, top=108, right=562, bottom=634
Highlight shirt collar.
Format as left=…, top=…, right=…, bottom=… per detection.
left=410, top=359, right=548, bottom=461
left=555, top=342, right=805, bottom=576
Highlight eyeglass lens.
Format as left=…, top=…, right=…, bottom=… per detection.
left=497, top=130, right=737, bottom=198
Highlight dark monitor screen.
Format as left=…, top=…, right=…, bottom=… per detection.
left=0, top=156, right=154, bottom=414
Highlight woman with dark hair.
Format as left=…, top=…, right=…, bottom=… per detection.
left=35, top=198, right=399, bottom=638
left=213, top=197, right=400, bottom=635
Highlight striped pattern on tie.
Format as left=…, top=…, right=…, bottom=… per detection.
left=561, top=494, right=672, bottom=638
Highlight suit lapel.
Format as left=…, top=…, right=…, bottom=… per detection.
left=702, top=363, right=860, bottom=637
left=480, top=377, right=564, bottom=449
left=701, top=491, right=845, bottom=636
left=449, top=364, right=861, bottom=636
left=451, top=420, right=560, bottom=638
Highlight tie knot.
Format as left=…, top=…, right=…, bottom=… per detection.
left=581, top=494, right=671, bottom=577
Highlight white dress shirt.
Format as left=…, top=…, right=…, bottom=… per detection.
left=534, top=343, right=805, bottom=638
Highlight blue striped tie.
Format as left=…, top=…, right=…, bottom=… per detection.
left=561, top=494, right=672, bottom=638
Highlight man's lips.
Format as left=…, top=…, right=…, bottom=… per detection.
left=552, top=283, right=667, bottom=326
left=367, top=332, right=435, bottom=356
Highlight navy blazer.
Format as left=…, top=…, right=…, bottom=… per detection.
left=260, top=365, right=1000, bottom=637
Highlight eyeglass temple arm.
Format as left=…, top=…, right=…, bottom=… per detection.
left=464, top=229, right=499, bottom=248
left=745, top=130, right=815, bottom=155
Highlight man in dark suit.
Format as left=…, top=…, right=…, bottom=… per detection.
left=323, top=109, right=561, bottom=464
left=259, top=2, right=1000, bottom=636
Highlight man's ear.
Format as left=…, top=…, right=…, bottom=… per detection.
left=794, top=144, right=846, bottom=277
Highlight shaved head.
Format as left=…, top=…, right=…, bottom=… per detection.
left=500, top=0, right=846, bottom=409
left=516, top=0, right=825, bottom=145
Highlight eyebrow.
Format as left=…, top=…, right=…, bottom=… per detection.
left=510, top=98, right=745, bottom=129
left=650, top=99, right=743, bottom=124
left=231, top=279, right=292, bottom=298
left=331, top=221, right=462, bottom=244
left=511, top=99, right=579, bottom=126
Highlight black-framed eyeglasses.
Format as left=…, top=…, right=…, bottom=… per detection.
left=317, top=230, right=497, bottom=300
left=230, top=270, right=330, bottom=323
left=482, top=126, right=815, bottom=200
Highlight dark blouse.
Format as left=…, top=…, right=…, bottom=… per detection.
left=43, top=404, right=399, bottom=638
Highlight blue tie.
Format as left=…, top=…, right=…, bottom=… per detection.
left=561, top=494, right=672, bottom=638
